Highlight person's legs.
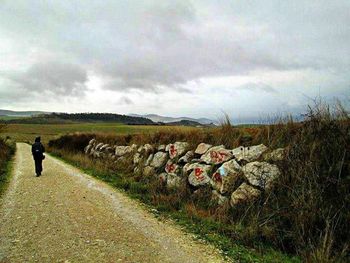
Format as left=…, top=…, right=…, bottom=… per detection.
left=34, top=158, right=42, bottom=176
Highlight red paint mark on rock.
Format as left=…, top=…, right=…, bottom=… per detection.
left=169, top=145, right=177, bottom=158
left=210, top=151, right=229, bottom=164
left=194, top=168, right=205, bottom=181
left=212, top=172, right=222, bottom=184
left=165, top=163, right=177, bottom=173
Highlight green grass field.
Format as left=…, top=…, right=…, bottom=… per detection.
left=0, top=123, right=197, bottom=144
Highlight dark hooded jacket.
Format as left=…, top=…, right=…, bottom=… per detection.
left=32, top=137, right=45, bottom=159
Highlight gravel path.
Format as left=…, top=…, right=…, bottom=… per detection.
left=0, top=143, right=228, bottom=263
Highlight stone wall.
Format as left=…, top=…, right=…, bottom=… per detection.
left=84, top=139, right=286, bottom=207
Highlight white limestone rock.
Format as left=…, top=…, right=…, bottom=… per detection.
left=230, top=183, right=261, bottom=206
left=95, top=143, right=104, bottom=151
left=211, top=159, right=242, bottom=194
left=167, top=142, right=190, bottom=159
left=88, top=138, right=96, bottom=145
left=115, top=146, right=134, bottom=157
left=165, top=160, right=179, bottom=174
left=232, top=144, right=268, bottom=162
left=243, top=161, right=281, bottom=190
left=200, top=146, right=233, bottom=165
left=188, top=164, right=212, bottom=187
left=150, top=152, right=168, bottom=168
left=195, top=143, right=212, bottom=155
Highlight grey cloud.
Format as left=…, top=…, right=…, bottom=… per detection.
left=235, top=83, right=278, bottom=93
left=0, top=0, right=349, bottom=110
left=3, top=61, right=88, bottom=96
left=118, top=96, right=134, bottom=105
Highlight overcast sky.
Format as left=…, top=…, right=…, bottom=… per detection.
left=0, top=0, right=349, bottom=122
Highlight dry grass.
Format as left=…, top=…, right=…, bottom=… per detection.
left=48, top=103, right=350, bottom=262
left=0, top=133, right=15, bottom=196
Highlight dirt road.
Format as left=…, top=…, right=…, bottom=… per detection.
left=0, top=143, right=228, bottom=263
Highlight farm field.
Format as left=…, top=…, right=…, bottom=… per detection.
left=1, top=123, right=198, bottom=144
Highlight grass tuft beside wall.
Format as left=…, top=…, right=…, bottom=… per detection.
left=0, top=138, right=15, bottom=197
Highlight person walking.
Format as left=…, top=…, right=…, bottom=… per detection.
left=32, top=136, right=45, bottom=177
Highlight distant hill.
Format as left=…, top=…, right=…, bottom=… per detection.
left=130, top=114, right=216, bottom=125
left=51, top=113, right=154, bottom=125
left=3, top=113, right=154, bottom=125
left=165, top=120, right=202, bottom=126
left=0, top=109, right=49, bottom=117
left=0, top=109, right=215, bottom=126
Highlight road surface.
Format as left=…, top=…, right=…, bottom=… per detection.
left=0, top=143, right=227, bottom=263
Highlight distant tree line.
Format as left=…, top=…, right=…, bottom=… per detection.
left=50, top=113, right=154, bottom=125
left=1, top=112, right=155, bottom=125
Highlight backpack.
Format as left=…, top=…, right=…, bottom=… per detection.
left=32, top=142, right=43, bottom=158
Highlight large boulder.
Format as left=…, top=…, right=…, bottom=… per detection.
left=211, top=159, right=242, bottom=194
left=263, top=148, right=286, bottom=162
left=200, top=146, right=233, bottom=165
left=115, top=146, right=135, bottom=157
left=150, top=152, right=168, bottom=168
left=167, top=142, right=190, bottom=159
left=188, top=164, right=212, bottom=187
left=243, top=161, right=281, bottom=190
left=165, top=160, right=179, bottom=174
left=195, top=143, right=213, bottom=155
left=230, top=183, right=261, bottom=206
left=232, top=144, right=268, bottom=162
left=178, top=150, right=194, bottom=164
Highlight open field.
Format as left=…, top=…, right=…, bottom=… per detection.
left=0, top=123, right=198, bottom=144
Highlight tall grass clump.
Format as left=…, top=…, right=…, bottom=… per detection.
left=227, top=102, right=350, bottom=261
left=0, top=126, right=15, bottom=196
